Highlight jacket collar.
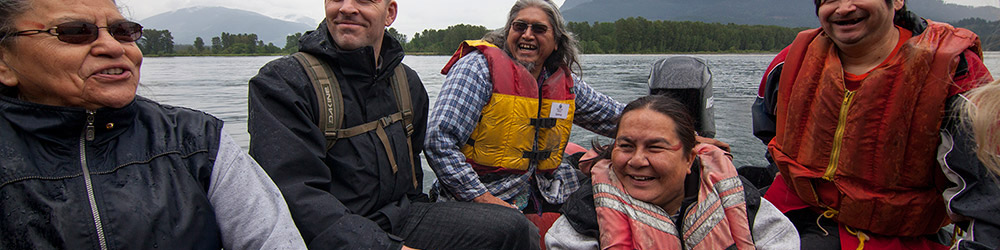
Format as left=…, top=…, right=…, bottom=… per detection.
left=0, top=93, right=139, bottom=146
left=298, top=20, right=405, bottom=81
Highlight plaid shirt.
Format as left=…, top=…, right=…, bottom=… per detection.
left=425, top=52, right=623, bottom=208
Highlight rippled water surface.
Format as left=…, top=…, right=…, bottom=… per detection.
left=138, top=52, right=1000, bottom=186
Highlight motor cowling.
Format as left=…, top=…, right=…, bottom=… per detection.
left=648, top=56, right=716, bottom=138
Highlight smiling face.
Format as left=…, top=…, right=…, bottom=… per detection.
left=505, top=6, right=557, bottom=76
left=818, top=0, right=902, bottom=49
left=0, top=0, right=142, bottom=110
left=325, top=0, right=397, bottom=52
left=611, top=108, right=697, bottom=213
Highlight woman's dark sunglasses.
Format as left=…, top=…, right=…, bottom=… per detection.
left=511, top=21, right=549, bottom=34
left=12, top=21, right=143, bottom=44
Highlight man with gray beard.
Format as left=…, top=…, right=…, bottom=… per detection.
left=424, top=0, right=622, bottom=214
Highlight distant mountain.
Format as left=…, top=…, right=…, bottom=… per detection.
left=283, top=14, right=319, bottom=27
left=559, top=0, right=1000, bottom=28
left=140, top=6, right=315, bottom=47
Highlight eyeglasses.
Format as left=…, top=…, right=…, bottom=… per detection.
left=511, top=21, right=549, bottom=34
left=11, top=21, right=143, bottom=44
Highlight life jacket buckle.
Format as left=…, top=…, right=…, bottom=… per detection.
left=522, top=150, right=553, bottom=161
left=529, top=118, right=558, bottom=129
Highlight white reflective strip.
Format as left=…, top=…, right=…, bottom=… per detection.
left=968, top=220, right=978, bottom=241
left=685, top=209, right=726, bottom=248
left=715, top=176, right=742, bottom=193
left=594, top=196, right=679, bottom=236
left=687, top=177, right=745, bottom=247
left=939, top=129, right=969, bottom=221
left=593, top=183, right=671, bottom=218
left=596, top=171, right=674, bottom=218
left=692, top=191, right=720, bottom=223
left=716, top=177, right=746, bottom=208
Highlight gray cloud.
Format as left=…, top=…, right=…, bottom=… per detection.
left=116, top=0, right=568, bottom=39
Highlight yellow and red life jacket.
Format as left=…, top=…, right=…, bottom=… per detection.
left=441, top=40, right=576, bottom=174
left=593, top=144, right=755, bottom=250
left=767, top=21, right=983, bottom=236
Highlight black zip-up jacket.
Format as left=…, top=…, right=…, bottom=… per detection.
left=248, top=21, right=429, bottom=250
left=0, top=94, right=223, bottom=249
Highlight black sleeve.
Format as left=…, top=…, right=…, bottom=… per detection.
left=747, top=63, right=783, bottom=187
left=740, top=176, right=763, bottom=228
left=560, top=177, right=599, bottom=238
left=940, top=95, right=1000, bottom=250
left=751, top=63, right=781, bottom=145
left=248, top=56, right=403, bottom=250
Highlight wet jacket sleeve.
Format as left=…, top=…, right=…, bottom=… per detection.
left=939, top=57, right=999, bottom=250
left=751, top=46, right=789, bottom=146
left=208, top=132, right=307, bottom=249
left=248, top=56, right=404, bottom=250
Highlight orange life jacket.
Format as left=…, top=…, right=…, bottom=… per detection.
left=593, top=144, right=755, bottom=250
left=440, top=40, right=576, bottom=174
left=767, top=21, right=983, bottom=236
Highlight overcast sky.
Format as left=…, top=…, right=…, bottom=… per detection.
left=115, top=0, right=997, bottom=39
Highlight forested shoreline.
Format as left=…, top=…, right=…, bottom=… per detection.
left=141, top=17, right=1000, bottom=56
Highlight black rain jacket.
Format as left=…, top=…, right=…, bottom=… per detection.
left=248, top=21, right=429, bottom=250
left=0, top=93, right=224, bottom=249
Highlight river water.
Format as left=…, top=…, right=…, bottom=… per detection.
left=137, top=53, right=1000, bottom=187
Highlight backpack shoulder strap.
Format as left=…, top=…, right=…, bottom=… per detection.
left=390, top=64, right=414, bottom=137
left=291, top=52, right=344, bottom=150
left=390, top=64, right=418, bottom=188
left=291, top=53, right=419, bottom=189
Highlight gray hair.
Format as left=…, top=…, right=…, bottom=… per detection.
left=0, top=0, right=32, bottom=48
left=484, top=0, right=581, bottom=75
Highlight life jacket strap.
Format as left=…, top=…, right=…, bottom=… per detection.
left=529, top=118, right=558, bottom=129
left=522, top=150, right=553, bottom=161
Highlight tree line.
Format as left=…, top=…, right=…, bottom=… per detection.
left=953, top=18, right=1000, bottom=51
left=135, top=17, right=999, bottom=56
left=138, top=30, right=297, bottom=56
left=402, top=17, right=1000, bottom=54
left=401, top=18, right=804, bottom=54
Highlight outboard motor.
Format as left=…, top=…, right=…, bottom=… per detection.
left=648, top=56, right=716, bottom=138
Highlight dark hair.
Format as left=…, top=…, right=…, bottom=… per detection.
left=0, top=0, right=32, bottom=48
left=483, top=0, right=582, bottom=75
left=814, top=0, right=908, bottom=22
left=593, top=95, right=698, bottom=161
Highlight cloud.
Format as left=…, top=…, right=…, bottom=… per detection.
left=117, top=0, right=565, bottom=40
left=117, top=0, right=993, bottom=39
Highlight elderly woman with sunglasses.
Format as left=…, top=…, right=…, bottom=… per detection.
left=545, top=95, right=799, bottom=250
left=0, top=0, right=305, bottom=249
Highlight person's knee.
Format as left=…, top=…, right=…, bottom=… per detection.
left=493, top=207, right=538, bottom=236
left=484, top=207, right=540, bottom=250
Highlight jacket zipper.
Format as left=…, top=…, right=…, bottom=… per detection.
left=823, top=91, right=856, bottom=181
left=676, top=201, right=693, bottom=250
left=80, top=110, right=108, bottom=250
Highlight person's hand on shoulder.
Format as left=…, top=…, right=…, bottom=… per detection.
left=697, top=136, right=731, bottom=153
left=576, top=150, right=602, bottom=176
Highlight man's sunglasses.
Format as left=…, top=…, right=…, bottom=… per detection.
left=511, top=21, right=549, bottom=35
left=11, top=21, right=143, bottom=44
